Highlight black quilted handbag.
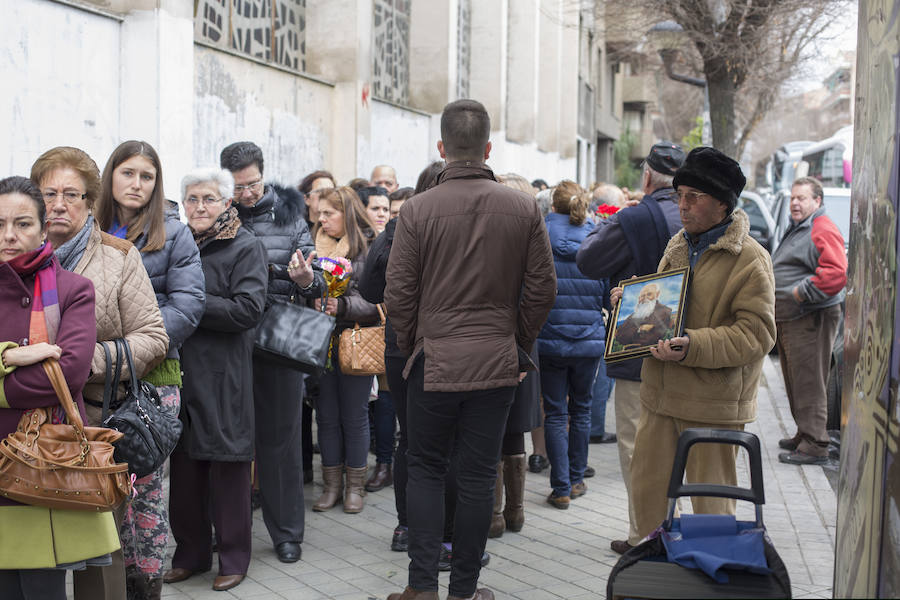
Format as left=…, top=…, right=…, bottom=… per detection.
left=101, top=339, right=182, bottom=478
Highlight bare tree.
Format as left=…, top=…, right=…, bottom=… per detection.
left=607, top=0, right=847, bottom=158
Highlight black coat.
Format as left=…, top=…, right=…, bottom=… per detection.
left=179, top=227, right=268, bottom=461
left=358, top=218, right=403, bottom=359
left=236, top=184, right=325, bottom=307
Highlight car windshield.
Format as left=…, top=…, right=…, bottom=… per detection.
left=824, top=192, right=851, bottom=245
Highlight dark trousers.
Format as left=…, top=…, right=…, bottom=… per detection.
left=169, top=452, right=252, bottom=576
left=0, top=569, right=67, bottom=600
left=373, top=390, right=397, bottom=464
left=253, top=359, right=305, bottom=545
left=776, top=304, right=841, bottom=456
left=317, top=367, right=372, bottom=468
left=302, top=377, right=318, bottom=473
left=406, top=358, right=515, bottom=597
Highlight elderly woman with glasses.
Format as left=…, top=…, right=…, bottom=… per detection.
left=29, top=147, right=169, bottom=600
left=163, top=168, right=267, bottom=593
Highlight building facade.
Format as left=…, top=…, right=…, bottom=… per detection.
left=3, top=0, right=625, bottom=192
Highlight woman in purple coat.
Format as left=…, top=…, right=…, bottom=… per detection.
left=0, top=176, right=118, bottom=599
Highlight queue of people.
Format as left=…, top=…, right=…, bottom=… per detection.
left=0, top=98, right=843, bottom=600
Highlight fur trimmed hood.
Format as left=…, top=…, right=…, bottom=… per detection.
left=268, top=183, right=307, bottom=226
left=661, top=208, right=750, bottom=269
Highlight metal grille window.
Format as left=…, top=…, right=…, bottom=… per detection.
left=372, top=0, right=410, bottom=105
left=195, top=0, right=306, bottom=72
left=456, top=0, right=471, bottom=99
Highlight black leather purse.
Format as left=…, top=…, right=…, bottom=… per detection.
left=101, top=339, right=183, bottom=478
left=254, top=291, right=336, bottom=375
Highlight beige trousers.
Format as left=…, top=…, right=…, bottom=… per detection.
left=630, top=408, right=743, bottom=541
left=613, top=379, right=642, bottom=544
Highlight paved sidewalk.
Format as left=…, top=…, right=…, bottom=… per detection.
left=70, top=354, right=835, bottom=599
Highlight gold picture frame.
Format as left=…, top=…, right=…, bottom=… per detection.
left=604, top=267, right=691, bottom=364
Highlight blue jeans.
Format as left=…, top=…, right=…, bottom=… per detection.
left=539, top=355, right=600, bottom=497
left=590, top=354, right=614, bottom=436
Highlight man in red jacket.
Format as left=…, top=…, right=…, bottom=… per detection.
left=772, top=176, right=847, bottom=464
left=385, top=99, right=556, bottom=600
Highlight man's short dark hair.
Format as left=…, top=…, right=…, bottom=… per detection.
left=440, top=99, right=490, bottom=161
left=220, top=141, right=264, bottom=175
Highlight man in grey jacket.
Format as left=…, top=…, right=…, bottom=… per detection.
left=575, top=141, right=684, bottom=554
left=772, top=176, right=847, bottom=465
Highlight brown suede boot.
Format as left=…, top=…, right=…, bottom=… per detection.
left=313, top=464, right=343, bottom=511
left=488, top=461, right=505, bottom=538
left=502, top=453, right=526, bottom=532
left=344, top=465, right=368, bottom=513
left=387, top=586, right=440, bottom=600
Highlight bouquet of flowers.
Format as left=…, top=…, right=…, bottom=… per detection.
left=319, top=256, right=352, bottom=297
left=595, top=203, right=620, bottom=219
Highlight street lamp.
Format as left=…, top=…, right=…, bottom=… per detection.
left=647, top=20, right=710, bottom=144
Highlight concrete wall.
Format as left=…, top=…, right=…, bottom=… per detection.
left=362, top=100, right=436, bottom=188
left=1, top=0, right=121, bottom=176
left=193, top=46, right=334, bottom=187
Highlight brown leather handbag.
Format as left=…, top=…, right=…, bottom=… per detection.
left=0, top=359, right=132, bottom=511
left=338, top=304, right=386, bottom=376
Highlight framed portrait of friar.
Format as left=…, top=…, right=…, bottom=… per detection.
left=604, top=267, right=690, bottom=363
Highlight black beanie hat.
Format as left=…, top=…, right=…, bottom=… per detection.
left=672, top=147, right=746, bottom=212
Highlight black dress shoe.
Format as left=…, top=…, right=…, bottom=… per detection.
left=391, top=526, right=409, bottom=552
left=778, top=450, right=828, bottom=465
left=276, top=541, right=302, bottom=563
left=438, top=545, right=490, bottom=571
left=528, top=454, right=549, bottom=473
left=590, top=433, right=617, bottom=444
left=583, top=466, right=595, bottom=478
left=778, top=435, right=800, bottom=450
left=610, top=540, right=633, bottom=555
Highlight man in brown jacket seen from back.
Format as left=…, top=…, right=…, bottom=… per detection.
left=385, top=99, right=556, bottom=600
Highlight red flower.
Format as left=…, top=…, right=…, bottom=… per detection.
left=595, top=203, right=620, bottom=218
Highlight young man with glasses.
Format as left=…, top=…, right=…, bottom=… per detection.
left=614, top=146, right=776, bottom=544
left=219, top=142, right=324, bottom=565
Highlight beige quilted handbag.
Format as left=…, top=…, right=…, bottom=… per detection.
left=338, top=304, right=386, bottom=376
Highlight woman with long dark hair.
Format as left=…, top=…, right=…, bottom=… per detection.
left=96, top=141, right=205, bottom=598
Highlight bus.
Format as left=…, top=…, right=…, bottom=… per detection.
left=800, top=125, right=853, bottom=187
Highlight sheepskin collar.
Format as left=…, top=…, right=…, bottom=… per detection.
left=662, top=208, right=750, bottom=269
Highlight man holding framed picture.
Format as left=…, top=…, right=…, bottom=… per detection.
left=613, top=147, right=776, bottom=543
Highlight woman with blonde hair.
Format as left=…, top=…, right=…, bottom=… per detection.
left=537, top=180, right=609, bottom=509
left=311, top=187, right=379, bottom=514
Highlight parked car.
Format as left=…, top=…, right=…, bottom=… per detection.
left=769, top=186, right=851, bottom=431
left=739, top=191, right=777, bottom=252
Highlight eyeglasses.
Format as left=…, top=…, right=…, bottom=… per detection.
left=233, top=180, right=262, bottom=194
left=183, top=195, right=227, bottom=208
left=43, top=190, right=86, bottom=204
left=676, top=190, right=710, bottom=204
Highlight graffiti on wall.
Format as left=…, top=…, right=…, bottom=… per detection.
left=834, top=1, right=900, bottom=597
left=195, top=0, right=306, bottom=72
left=372, top=0, right=410, bottom=105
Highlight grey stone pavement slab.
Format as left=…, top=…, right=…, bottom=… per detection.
left=67, top=354, right=836, bottom=598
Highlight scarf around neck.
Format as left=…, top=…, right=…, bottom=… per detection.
left=8, top=243, right=60, bottom=345
left=315, top=227, right=351, bottom=259
left=190, top=206, right=241, bottom=245
left=54, top=214, right=95, bottom=271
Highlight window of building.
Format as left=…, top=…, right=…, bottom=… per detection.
left=195, top=0, right=306, bottom=72
left=456, top=0, right=471, bottom=99
left=373, top=0, right=411, bottom=105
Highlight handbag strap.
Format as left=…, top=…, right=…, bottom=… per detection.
left=376, top=303, right=386, bottom=324
left=116, top=338, right=140, bottom=390
left=41, top=359, right=86, bottom=432
left=101, top=341, right=123, bottom=421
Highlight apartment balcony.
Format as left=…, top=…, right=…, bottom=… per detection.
left=622, top=73, right=655, bottom=105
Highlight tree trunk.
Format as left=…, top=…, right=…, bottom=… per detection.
left=705, top=70, right=738, bottom=158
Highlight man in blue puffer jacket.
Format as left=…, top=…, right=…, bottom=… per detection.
left=537, top=181, right=609, bottom=509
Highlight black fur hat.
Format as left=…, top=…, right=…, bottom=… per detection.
left=672, top=147, right=745, bottom=212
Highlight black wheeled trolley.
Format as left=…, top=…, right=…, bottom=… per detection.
left=607, top=428, right=791, bottom=599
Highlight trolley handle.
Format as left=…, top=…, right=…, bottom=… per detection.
left=663, top=429, right=766, bottom=530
